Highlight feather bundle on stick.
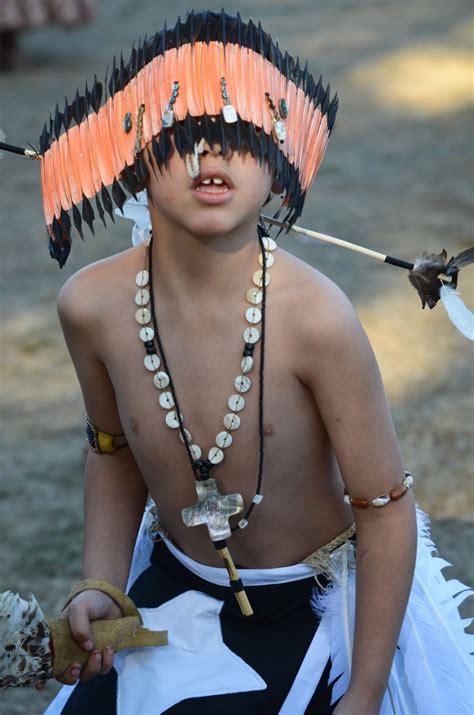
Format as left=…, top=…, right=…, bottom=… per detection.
left=0, top=587, right=167, bottom=688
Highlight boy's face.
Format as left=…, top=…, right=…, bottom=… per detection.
left=144, top=141, right=275, bottom=238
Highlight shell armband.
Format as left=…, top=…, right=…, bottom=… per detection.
left=86, top=415, right=129, bottom=454
left=344, top=471, right=414, bottom=509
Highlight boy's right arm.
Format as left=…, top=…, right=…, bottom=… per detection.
left=51, top=270, right=149, bottom=685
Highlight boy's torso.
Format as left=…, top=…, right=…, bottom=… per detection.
left=80, top=243, right=352, bottom=568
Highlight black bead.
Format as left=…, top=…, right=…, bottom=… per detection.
left=146, top=345, right=156, bottom=355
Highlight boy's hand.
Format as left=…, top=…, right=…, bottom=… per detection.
left=35, top=589, right=123, bottom=690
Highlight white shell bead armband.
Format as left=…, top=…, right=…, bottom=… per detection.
left=343, top=471, right=414, bottom=509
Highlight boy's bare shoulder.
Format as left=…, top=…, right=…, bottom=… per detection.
left=277, top=248, right=362, bottom=342
left=57, top=246, right=141, bottom=328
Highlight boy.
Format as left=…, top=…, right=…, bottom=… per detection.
left=27, top=10, right=466, bottom=715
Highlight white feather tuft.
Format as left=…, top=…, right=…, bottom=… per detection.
left=310, top=508, right=474, bottom=713
left=115, top=190, right=152, bottom=245
left=311, top=542, right=356, bottom=704
left=0, top=591, right=52, bottom=687
left=397, top=508, right=474, bottom=714
left=440, top=284, right=474, bottom=340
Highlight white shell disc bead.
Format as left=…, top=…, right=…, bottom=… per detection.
left=139, top=326, right=155, bottom=342
left=135, top=288, right=150, bottom=306
left=245, top=307, right=262, bottom=324
left=252, top=494, right=263, bottom=504
left=262, top=236, right=277, bottom=252
left=144, top=354, right=161, bottom=371
left=228, top=394, right=245, bottom=412
left=258, top=252, right=274, bottom=268
left=246, top=288, right=263, bottom=305
left=252, top=270, right=271, bottom=288
left=190, top=444, right=202, bottom=460
left=165, top=411, right=181, bottom=428
left=216, top=431, right=233, bottom=448
left=135, top=307, right=151, bottom=324
left=243, top=327, right=260, bottom=344
left=208, top=447, right=224, bottom=464
left=234, top=375, right=251, bottom=393
left=241, top=356, right=253, bottom=373
left=135, top=270, right=149, bottom=287
left=223, top=413, right=241, bottom=430
left=159, top=391, right=175, bottom=409
left=153, top=371, right=170, bottom=389
left=179, top=428, right=192, bottom=443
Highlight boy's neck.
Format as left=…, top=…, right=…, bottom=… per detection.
left=149, top=211, right=262, bottom=306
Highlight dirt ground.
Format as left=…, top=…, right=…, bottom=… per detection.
left=0, top=1, right=472, bottom=712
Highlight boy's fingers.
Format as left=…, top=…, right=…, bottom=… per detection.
left=66, top=606, right=94, bottom=651
left=100, top=647, right=114, bottom=675
left=57, top=664, right=82, bottom=685
left=79, top=650, right=103, bottom=681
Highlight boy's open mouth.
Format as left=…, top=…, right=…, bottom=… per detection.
left=192, top=169, right=234, bottom=205
left=194, top=177, right=230, bottom=193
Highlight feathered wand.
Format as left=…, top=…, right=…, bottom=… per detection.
left=0, top=581, right=167, bottom=688
left=262, top=216, right=474, bottom=341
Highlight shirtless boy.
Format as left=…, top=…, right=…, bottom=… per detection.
left=38, top=11, right=418, bottom=715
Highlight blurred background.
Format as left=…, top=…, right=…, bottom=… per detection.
left=0, top=1, right=472, bottom=711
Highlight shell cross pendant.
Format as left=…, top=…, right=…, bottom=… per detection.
left=182, top=478, right=244, bottom=541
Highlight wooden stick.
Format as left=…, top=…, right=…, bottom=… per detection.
left=0, top=141, right=40, bottom=159
left=261, top=215, right=414, bottom=270
left=214, top=544, right=254, bottom=617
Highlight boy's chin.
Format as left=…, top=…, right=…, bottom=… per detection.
left=183, top=213, right=257, bottom=238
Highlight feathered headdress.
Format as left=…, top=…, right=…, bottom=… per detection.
left=0, top=9, right=337, bottom=268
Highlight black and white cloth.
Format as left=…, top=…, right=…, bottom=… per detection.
left=45, top=508, right=473, bottom=715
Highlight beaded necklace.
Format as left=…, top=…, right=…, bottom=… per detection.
left=134, top=226, right=276, bottom=614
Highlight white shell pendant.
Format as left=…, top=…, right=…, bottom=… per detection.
left=223, top=413, right=241, bottom=430
left=273, top=119, right=286, bottom=143
left=228, top=394, right=245, bottom=412
left=216, top=431, right=233, bottom=448
left=262, top=236, right=277, bottom=252
left=222, top=104, right=238, bottom=123
left=144, top=354, right=161, bottom=371
left=246, top=287, right=263, bottom=305
left=190, top=444, right=202, bottom=460
left=135, top=307, right=151, bottom=324
left=241, top=356, right=253, bottom=373
left=179, top=428, right=192, bottom=443
left=135, top=270, right=149, bottom=287
left=153, top=371, right=170, bottom=389
left=252, top=270, right=271, bottom=288
left=243, top=327, right=260, bottom=344
left=208, top=446, right=224, bottom=464
left=139, top=326, right=155, bottom=342
left=135, top=288, right=150, bottom=306
left=258, top=252, right=274, bottom=268
left=245, top=307, right=262, bottom=324
left=159, top=391, right=175, bottom=409
left=234, top=375, right=251, bottom=393
left=162, top=109, right=174, bottom=129
left=165, top=410, right=181, bottom=428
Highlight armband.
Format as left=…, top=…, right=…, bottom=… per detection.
left=85, top=415, right=129, bottom=454
left=343, top=471, right=414, bottom=509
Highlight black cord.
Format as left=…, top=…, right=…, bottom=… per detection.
left=147, top=231, right=267, bottom=530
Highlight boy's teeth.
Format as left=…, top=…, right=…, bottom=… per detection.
left=200, top=177, right=225, bottom=186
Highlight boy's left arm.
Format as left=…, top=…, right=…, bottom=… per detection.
left=300, top=283, right=417, bottom=714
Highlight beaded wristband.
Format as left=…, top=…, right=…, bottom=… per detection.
left=344, top=471, right=414, bottom=509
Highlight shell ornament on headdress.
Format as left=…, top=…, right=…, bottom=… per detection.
left=35, top=9, right=337, bottom=268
